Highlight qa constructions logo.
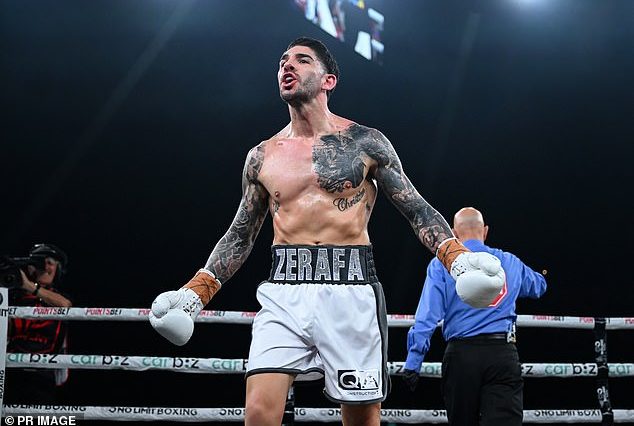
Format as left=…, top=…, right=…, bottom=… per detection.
left=337, top=369, right=379, bottom=390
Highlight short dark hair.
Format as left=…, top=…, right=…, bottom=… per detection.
left=287, top=37, right=340, bottom=98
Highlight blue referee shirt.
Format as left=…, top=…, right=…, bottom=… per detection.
left=405, top=239, right=547, bottom=371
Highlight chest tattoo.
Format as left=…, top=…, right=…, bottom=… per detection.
left=333, top=187, right=367, bottom=212
left=313, top=131, right=366, bottom=193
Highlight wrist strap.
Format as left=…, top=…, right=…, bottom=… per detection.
left=436, top=238, right=470, bottom=271
left=197, top=268, right=222, bottom=287
left=435, top=237, right=458, bottom=255
left=183, top=270, right=222, bottom=306
left=32, top=282, right=41, bottom=296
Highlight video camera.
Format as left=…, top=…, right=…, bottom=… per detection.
left=0, top=243, right=67, bottom=289
left=0, top=253, right=47, bottom=288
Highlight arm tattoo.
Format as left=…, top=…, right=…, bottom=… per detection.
left=204, top=144, right=269, bottom=283
left=363, top=127, right=454, bottom=253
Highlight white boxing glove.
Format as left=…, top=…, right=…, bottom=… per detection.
left=149, top=269, right=221, bottom=345
left=149, top=288, right=204, bottom=346
left=450, top=252, right=506, bottom=308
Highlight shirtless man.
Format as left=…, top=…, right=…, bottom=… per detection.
left=149, top=37, right=505, bottom=426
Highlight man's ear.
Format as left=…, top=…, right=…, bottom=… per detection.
left=322, top=74, right=337, bottom=92
left=483, top=225, right=489, bottom=241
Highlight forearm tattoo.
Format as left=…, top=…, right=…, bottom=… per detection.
left=363, top=127, right=454, bottom=253
left=204, top=145, right=269, bottom=283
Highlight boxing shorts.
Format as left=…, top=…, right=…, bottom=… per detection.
left=246, top=245, right=389, bottom=404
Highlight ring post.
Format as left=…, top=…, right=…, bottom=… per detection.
left=282, top=385, right=295, bottom=425
left=594, top=317, right=614, bottom=425
left=0, top=287, right=9, bottom=417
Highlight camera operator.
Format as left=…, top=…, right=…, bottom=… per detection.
left=5, top=243, right=72, bottom=404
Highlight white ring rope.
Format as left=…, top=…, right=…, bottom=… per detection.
left=8, top=307, right=634, bottom=329
left=3, top=405, right=634, bottom=423
left=6, top=354, right=634, bottom=378
left=4, top=299, right=633, bottom=424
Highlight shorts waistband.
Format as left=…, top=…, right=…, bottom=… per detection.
left=269, top=245, right=376, bottom=284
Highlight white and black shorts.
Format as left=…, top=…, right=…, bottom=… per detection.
left=246, top=245, right=390, bottom=404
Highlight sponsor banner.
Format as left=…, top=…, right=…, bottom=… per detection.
left=84, top=308, right=123, bottom=316
left=7, top=354, right=247, bottom=374
left=524, top=409, right=602, bottom=422
left=607, top=317, right=634, bottom=330
left=8, top=355, right=634, bottom=378
left=33, top=307, right=71, bottom=316
left=197, top=310, right=252, bottom=324
left=9, top=307, right=254, bottom=324
left=6, top=307, right=634, bottom=329
left=522, top=363, right=598, bottom=377
left=3, top=406, right=245, bottom=422
left=4, top=406, right=634, bottom=423
left=5, top=406, right=206, bottom=421
left=296, top=408, right=443, bottom=423
left=517, top=315, right=595, bottom=329
left=386, top=314, right=415, bottom=327
left=521, top=363, right=634, bottom=378
left=388, top=362, right=442, bottom=378
left=4, top=405, right=88, bottom=413
left=11, top=307, right=142, bottom=322
left=609, top=363, right=634, bottom=376
left=389, top=361, right=634, bottom=378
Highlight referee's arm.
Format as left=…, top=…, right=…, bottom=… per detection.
left=405, top=261, right=446, bottom=371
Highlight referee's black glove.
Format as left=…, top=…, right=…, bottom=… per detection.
left=402, top=368, right=420, bottom=392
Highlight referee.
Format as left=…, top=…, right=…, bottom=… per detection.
left=403, top=207, right=547, bottom=426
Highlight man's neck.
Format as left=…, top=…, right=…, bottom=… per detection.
left=286, top=97, right=338, bottom=138
left=458, top=234, right=484, bottom=243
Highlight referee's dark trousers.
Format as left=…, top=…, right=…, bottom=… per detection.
left=441, top=334, right=523, bottom=426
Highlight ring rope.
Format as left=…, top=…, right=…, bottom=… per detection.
left=6, top=353, right=634, bottom=378
left=8, top=307, right=634, bottom=329
left=3, top=295, right=632, bottom=424
left=4, top=405, right=634, bottom=423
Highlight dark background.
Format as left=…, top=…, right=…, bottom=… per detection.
left=2, top=0, right=633, bottom=423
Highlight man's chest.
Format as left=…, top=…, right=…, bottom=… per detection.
left=259, top=136, right=372, bottom=198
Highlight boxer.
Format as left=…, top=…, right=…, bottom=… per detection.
left=150, top=37, right=504, bottom=426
